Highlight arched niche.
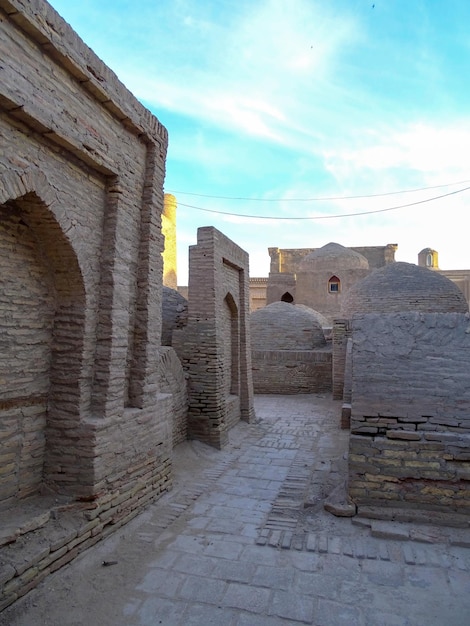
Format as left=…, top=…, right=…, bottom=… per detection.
left=223, top=292, right=240, bottom=396
left=1, top=170, right=87, bottom=504
left=281, top=291, right=294, bottom=303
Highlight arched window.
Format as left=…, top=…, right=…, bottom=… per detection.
left=281, top=291, right=294, bottom=303
left=426, top=253, right=433, bottom=267
left=328, top=275, right=340, bottom=293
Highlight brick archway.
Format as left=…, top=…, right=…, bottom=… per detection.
left=0, top=167, right=87, bottom=503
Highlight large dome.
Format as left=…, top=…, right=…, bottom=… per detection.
left=299, top=242, right=369, bottom=272
left=250, top=302, right=326, bottom=350
left=341, top=262, right=468, bottom=316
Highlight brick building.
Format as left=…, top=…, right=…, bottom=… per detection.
left=0, top=0, right=254, bottom=608
left=249, top=242, right=470, bottom=314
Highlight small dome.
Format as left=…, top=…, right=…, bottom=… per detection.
left=295, top=304, right=331, bottom=328
left=341, top=262, right=468, bottom=316
left=299, top=242, right=369, bottom=272
left=162, top=287, right=188, bottom=346
left=250, top=302, right=326, bottom=350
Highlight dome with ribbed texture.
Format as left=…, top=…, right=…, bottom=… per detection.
left=250, top=302, right=326, bottom=350
left=341, top=262, right=468, bottom=316
left=299, top=242, right=369, bottom=272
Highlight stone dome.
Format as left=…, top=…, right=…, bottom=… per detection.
left=250, top=302, right=326, bottom=350
left=341, top=261, right=468, bottom=316
left=162, top=286, right=188, bottom=346
left=295, top=304, right=331, bottom=328
left=299, top=242, right=369, bottom=272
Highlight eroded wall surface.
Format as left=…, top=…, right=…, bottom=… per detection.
left=349, top=312, right=470, bottom=519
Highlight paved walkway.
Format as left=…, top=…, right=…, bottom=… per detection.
left=2, top=394, right=469, bottom=626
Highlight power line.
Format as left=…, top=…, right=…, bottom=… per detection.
left=177, top=185, right=470, bottom=220
left=166, top=178, right=470, bottom=202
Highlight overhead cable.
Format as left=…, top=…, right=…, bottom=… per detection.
left=177, top=185, right=470, bottom=220
left=166, top=178, right=470, bottom=202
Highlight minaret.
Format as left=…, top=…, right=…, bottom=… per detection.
left=162, top=193, right=177, bottom=289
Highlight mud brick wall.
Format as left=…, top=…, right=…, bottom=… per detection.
left=173, top=227, right=255, bottom=449
left=158, top=347, right=188, bottom=447
left=252, top=349, right=332, bottom=394
left=349, top=312, right=470, bottom=517
left=296, top=267, right=370, bottom=323
left=161, top=286, right=188, bottom=347
left=1, top=0, right=172, bottom=607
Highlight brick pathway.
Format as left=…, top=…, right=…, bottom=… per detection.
left=2, top=394, right=469, bottom=626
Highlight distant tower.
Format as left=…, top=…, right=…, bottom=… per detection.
left=162, top=193, right=177, bottom=289
left=418, top=248, right=439, bottom=270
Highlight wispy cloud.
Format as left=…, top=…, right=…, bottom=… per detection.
left=48, top=0, right=470, bottom=282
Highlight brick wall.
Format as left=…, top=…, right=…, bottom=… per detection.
left=349, top=312, right=470, bottom=518
left=0, top=0, right=171, bottom=608
left=173, top=227, right=255, bottom=449
left=161, top=286, right=188, bottom=347
left=158, top=347, right=188, bottom=447
left=332, top=319, right=351, bottom=400
left=296, top=267, right=370, bottom=323
left=252, top=349, right=332, bottom=394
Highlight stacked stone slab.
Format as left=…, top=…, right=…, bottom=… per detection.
left=250, top=302, right=331, bottom=394
left=345, top=263, right=470, bottom=520
left=0, top=0, right=172, bottom=608
left=173, top=227, right=255, bottom=449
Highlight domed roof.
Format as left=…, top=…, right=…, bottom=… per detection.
left=250, top=302, right=326, bottom=350
left=295, top=304, right=331, bottom=328
left=299, top=242, right=369, bottom=272
left=341, top=262, right=468, bottom=316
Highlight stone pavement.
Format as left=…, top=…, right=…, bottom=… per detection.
left=2, top=394, right=469, bottom=626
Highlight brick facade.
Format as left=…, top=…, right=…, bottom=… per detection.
left=349, top=312, right=470, bottom=519
left=173, top=227, right=255, bottom=449
left=0, top=0, right=173, bottom=608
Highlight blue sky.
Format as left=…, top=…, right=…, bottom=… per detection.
left=48, top=0, right=470, bottom=283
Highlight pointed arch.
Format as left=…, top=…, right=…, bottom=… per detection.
left=0, top=167, right=87, bottom=502
left=328, top=275, right=341, bottom=293
left=224, top=292, right=239, bottom=396
left=281, top=291, right=294, bottom=303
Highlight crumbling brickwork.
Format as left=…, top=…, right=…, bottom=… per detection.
left=173, top=227, right=255, bottom=449
left=349, top=312, right=470, bottom=519
left=0, top=0, right=171, bottom=607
